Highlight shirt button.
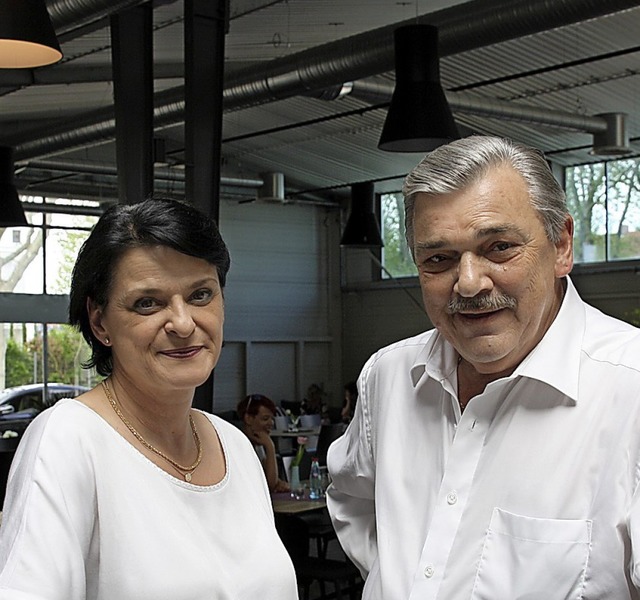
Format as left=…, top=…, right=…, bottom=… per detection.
left=424, top=564, right=435, bottom=578
left=446, top=491, right=458, bottom=505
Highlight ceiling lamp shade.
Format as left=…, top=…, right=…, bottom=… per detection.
left=0, top=146, right=28, bottom=227
left=378, top=24, right=459, bottom=152
left=340, top=181, right=383, bottom=248
left=0, top=0, right=62, bottom=69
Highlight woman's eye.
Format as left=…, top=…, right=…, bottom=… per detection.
left=191, top=288, right=213, bottom=304
left=133, top=297, right=158, bottom=313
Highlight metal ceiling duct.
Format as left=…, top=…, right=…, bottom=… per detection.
left=47, top=0, right=153, bottom=37
left=11, top=0, right=640, bottom=162
left=347, top=80, right=632, bottom=156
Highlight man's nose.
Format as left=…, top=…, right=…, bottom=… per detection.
left=453, top=252, right=494, bottom=298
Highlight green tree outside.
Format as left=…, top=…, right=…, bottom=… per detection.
left=5, top=339, right=33, bottom=388
left=381, top=192, right=415, bottom=278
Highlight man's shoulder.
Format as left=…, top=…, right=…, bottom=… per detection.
left=582, top=303, right=640, bottom=369
left=365, top=329, right=438, bottom=369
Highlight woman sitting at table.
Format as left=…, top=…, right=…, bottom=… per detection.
left=237, top=394, right=290, bottom=493
left=0, top=197, right=297, bottom=599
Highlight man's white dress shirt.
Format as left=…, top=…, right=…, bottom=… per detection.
left=327, top=278, right=640, bottom=599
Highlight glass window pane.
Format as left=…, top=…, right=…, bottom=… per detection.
left=2, top=322, right=95, bottom=390
left=565, top=162, right=606, bottom=264
left=381, top=192, right=416, bottom=278
left=45, top=323, right=96, bottom=387
left=45, top=214, right=98, bottom=294
left=606, top=158, right=640, bottom=261
left=3, top=323, right=38, bottom=388
left=0, top=219, right=44, bottom=294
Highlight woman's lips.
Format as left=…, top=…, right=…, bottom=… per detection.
left=159, top=346, right=203, bottom=358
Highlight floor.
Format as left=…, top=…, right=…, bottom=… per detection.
left=301, top=536, right=363, bottom=600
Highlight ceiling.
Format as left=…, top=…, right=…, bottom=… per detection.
left=2, top=0, right=640, bottom=207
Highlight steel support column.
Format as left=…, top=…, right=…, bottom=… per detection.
left=185, top=0, right=229, bottom=411
left=110, top=4, right=154, bottom=204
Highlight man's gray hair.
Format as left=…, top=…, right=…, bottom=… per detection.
left=402, top=136, right=570, bottom=255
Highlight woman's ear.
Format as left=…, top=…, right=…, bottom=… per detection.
left=87, top=298, right=108, bottom=342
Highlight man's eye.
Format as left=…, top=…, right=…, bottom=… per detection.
left=492, top=242, right=513, bottom=252
left=418, top=254, right=454, bottom=274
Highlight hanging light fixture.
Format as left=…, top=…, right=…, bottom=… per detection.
left=378, top=24, right=459, bottom=152
left=0, top=0, right=62, bottom=69
left=340, top=181, right=383, bottom=248
left=0, top=147, right=28, bottom=227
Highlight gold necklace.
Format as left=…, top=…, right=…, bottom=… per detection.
left=101, top=380, right=203, bottom=482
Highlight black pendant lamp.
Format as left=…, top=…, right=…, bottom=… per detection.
left=0, top=147, right=28, bottom=227
left=378, top=24, right=458, bottom=152
left=340, top=181, right=383, bottom=248
left=0, top=0, right=62, bottom=69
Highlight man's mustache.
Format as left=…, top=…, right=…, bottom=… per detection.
left=446, top=293, right=517, bottom=314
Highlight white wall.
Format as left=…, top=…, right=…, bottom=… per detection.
left=213, top=198, right=344, bottom=412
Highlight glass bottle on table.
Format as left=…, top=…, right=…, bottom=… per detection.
left=309, top=457, right=322, bottom=500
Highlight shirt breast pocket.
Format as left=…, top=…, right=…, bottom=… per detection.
left=470, top=507, right=592, bottom=600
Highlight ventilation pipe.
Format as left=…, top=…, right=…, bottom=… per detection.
left=257, top=172, right=286, bottom=203
left=591, top=113, right=631, bottom=156
left=348, top=79, right=632, bottom=156
left=10, top=0, right=640, bottom=161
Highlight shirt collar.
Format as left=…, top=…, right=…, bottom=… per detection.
left=410, top=277, right=584, bottom=403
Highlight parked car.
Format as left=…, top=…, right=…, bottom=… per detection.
left=0, top=383, right=89, bottom=436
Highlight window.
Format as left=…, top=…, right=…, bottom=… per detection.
left=565, top=157, right=640, bottom=263
left=380, top=192, right=415, bottom=278
left=381, top=156, right=640, bottom=276
left=1, top=196, right=101, bottom=393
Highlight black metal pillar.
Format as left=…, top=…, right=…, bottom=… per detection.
left=110, top=5, right=154, bottom=205
left=185, top=0, right=229, bottom=412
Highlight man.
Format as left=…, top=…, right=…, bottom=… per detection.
left=327, top=136, right=640, bottom=599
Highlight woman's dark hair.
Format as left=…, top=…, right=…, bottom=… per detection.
left=237, top=394, right=276, bottom=420
left=69, top=196, right=231, bottom=377
left=344, top=381, right=358, bottom=398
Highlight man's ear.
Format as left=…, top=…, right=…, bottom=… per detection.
left=555, top=215, right=574, bottom=278
left=87, top=298, right=108, bottom=341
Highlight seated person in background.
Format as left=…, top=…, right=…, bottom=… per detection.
left=237, top=394, right=290, bottom=493
left=340, top=381, right=358, bottom=424
left=301, top=383, right=330, bottom=425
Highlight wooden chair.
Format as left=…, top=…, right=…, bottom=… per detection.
left=276, top=513, right=362, bottom=600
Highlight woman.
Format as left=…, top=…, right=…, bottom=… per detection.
left=340, top=380, right=358, bottom=424
left=237, top=394, right=290, bottom=493
left=0, top=197, right=298, bottom=599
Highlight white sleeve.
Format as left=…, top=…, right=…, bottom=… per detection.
left=326, top=372, right=377, bottom=577
left=0, top=410, right=92, bottom=600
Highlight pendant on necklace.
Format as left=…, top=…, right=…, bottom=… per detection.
left=185, top=472, right=192, bottom=482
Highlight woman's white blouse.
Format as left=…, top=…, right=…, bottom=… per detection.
left=0, top=401, right=298, bottom=600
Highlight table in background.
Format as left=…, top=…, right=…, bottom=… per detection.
left=272, top=492, right=326, bottom=515
left=270, top=427, right=321, bottom=439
